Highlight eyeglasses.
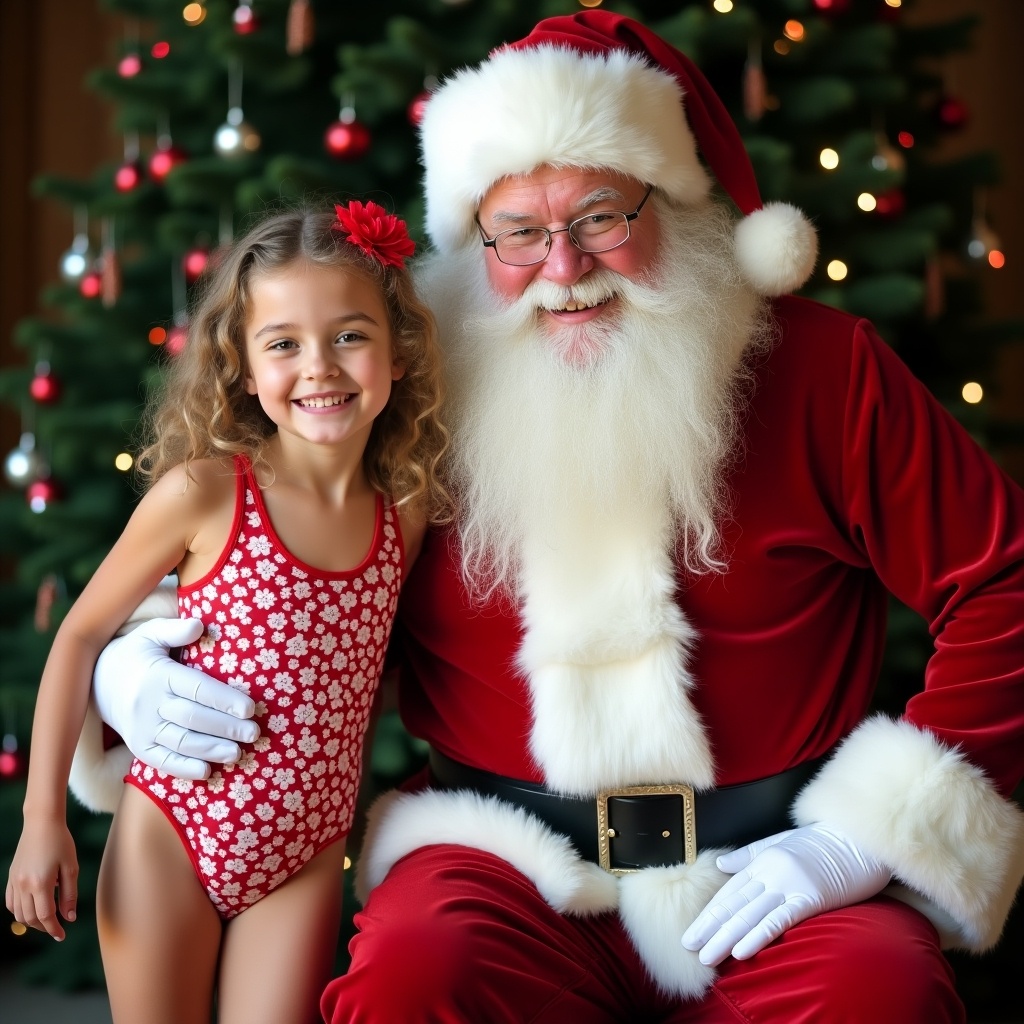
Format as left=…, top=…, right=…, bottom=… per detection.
left=475, top=184, right=654, bottom=267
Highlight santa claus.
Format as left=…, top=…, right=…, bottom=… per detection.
left=77, top=12, right=1023, bottom=1022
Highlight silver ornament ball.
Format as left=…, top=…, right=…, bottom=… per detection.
left=214, top=107, right=261, bottom=158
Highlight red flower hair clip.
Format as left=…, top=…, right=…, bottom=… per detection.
left=334, top=200, right=415, bottom=269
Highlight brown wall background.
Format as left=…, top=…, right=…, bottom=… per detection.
left=1, top=0, right=1022, bottom=461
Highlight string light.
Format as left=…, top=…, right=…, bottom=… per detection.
left=962, top=382, right=983, bottom=404
left=148, top=326, right=167, bottom=345
left=783, top=21, right=805, bottom=42
left=827, top=260, right=848, bottom=281
left=884, top=0, right=902, bottom=7
left=773, top=39, right=791, bottom=55
left=819, top=148, right=839, bottom=170
left=857, top=193, right=877, bottom=212
left=152, top=41, right=171, bottom=58
left=183, top=3, right=206, bottom=25
left=344, top=856, right=353, bottom=870
left=988, top=250, right=1005, bottom=269
left=712, top=0, right=734, bottom=12
left=897, top=131, right=914, bottom=148
left=115, top=453, right=134, bottom=472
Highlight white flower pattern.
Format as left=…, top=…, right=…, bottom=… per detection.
left=129, top=463, right=401, bottom=919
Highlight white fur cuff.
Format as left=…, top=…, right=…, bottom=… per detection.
left=793, top=715, right=1024, bottom=951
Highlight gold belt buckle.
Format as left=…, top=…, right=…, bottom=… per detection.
left=596, top=783, right=696, bottom=875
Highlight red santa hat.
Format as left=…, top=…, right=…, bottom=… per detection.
left=419, top=11, right=817, bottom=296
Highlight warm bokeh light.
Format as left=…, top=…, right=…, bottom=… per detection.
left=819, top=148, right=839, bottom=170
left=857, top=193, right=877, bottom=212
left=152, top=41, right=171, bottom=58
left=962, top=382, right=983, bottom=404
left=988, top=250, right=1005, bottom=269
left=183, top=3, right=206, bottom=25
left=884, top=0, right=902, bottom=7
left=783, top=20, right=805, bottom=42
left=115, top=453, right=134, bottom=472
left=148, top=326, right=167, bottom=345
left=712, top=0, right=734, bottom=12
left=827, top=260, right=848, bottom=281
left=897, top=131, right=914, bottom=148
left=11, top=921, right=27, bottom=936
left=344, top=856, right=353, bottom=870
left=773, top=39, right=790, bottom=55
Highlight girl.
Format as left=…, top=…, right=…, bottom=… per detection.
left=6, top=201, right=448, bottom=1024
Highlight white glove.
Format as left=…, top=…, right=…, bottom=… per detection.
left=93, top=617, right=259, bottom=779
left=681, top=823, right=891, bottom=965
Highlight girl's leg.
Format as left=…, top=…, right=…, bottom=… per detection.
left=216, top=839, right=347, bottom=1024
left=97, top=785, right=222, bottom=1024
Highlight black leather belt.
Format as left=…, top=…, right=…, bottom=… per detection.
left=428, top=749, right=825, bottom=874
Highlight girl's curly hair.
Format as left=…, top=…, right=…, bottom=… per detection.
left=137, top=206, right=450, bottom=521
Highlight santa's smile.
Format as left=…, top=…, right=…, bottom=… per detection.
left=544, top=294, right=614, bottom=322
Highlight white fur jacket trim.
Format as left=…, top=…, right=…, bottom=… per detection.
left=357, top=787, right=728, bottom=999
left=794, top=714, right=1024, bottom=951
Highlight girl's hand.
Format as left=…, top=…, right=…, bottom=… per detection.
left=5, top=815, right=79, bottom=941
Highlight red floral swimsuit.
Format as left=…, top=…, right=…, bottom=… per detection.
left=126, top=456, right=403, bottom=919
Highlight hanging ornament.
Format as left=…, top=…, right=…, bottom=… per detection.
left=407, top=73, right=437, bottom=127
left=34, top=573, right=62, bottom=633
left=812, top=0, right=850, bottom=14
left=183, top=246, right=210, bottom=283
left=325, top=102, right=371, bottom=160
left=100, top=218, right=122, bottom=309
left=743, top=38, right=767, bottom=122
left=29, top=362, right=61, bottom=404
left=59, top=205, right=93, bottom=284
left=233, top=1, right=260, bottom=34
left=923, top=254, right=944, bottom=320
left=934, top=93, right=969, bottom=132
left=0, top=734, right=25, bottom=779
left=214, top=61, right=260, bottom=158
left=4, top=433, right=44, bottom=488
left=150, top=114, right=188, bottom=182
left=115, top=130, right=144, bottom=191
left=286, top=0, right=315, bottom=54
left=27, top=476, right=62, bottom=512
left=118, top=53, right=142, bottom=77
left=79, top=268, right=103, bottom=299
left=873, top=188, right=905, bottom=219
left=114, top=161, right=143, bottom=191
left=165, top=322, right=188, bottom=357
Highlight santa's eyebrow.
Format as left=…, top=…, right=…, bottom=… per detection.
left=489, top=186, right=628, bottom=227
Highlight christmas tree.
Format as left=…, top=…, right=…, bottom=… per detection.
left=0, top=0, right=1019, bottom=1015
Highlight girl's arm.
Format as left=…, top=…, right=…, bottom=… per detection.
left=5, top=462, right=226, bottom=940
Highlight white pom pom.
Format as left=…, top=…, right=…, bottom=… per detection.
left=734, top=202, right=818, bottom=296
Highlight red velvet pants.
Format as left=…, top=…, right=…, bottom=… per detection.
left=322, top=845, right=965, bottom=1024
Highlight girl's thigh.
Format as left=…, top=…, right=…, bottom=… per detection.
left=97, top=784, right=221, bottom=1024
left=217, top=838, right=348, bottom=1024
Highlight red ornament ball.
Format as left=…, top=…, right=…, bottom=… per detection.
left=324, top=119, right=371, bottom=160
left=165, top=324, right=188, bottom=357
left=27, top=477, right=62, bottom=510
left=114, top=161, right=143, bottom=192
left=80, top=271, right=103, bottom=299
left=812, top=0, right=850, bottom=14
left=407, top=91, right=432, bottom=127
left=183, top=248, right=209, bottom=283
left=874, top=188, right=906, bottom=219
left=233, top=4, right=260, bottom=33
left=0, top=749, right=25, bottom=779
left=118, top=53, right=142, bottom=77
left=149, top=145, right=188, bottom=182
left=936, top=95, right=969, bottom=130
left=30, top=371, right=61, bottom=404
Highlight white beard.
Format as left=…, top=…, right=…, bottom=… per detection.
left=415, top=198, right=767, bottom=793
left=419, top=198, right=767, bottom=598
